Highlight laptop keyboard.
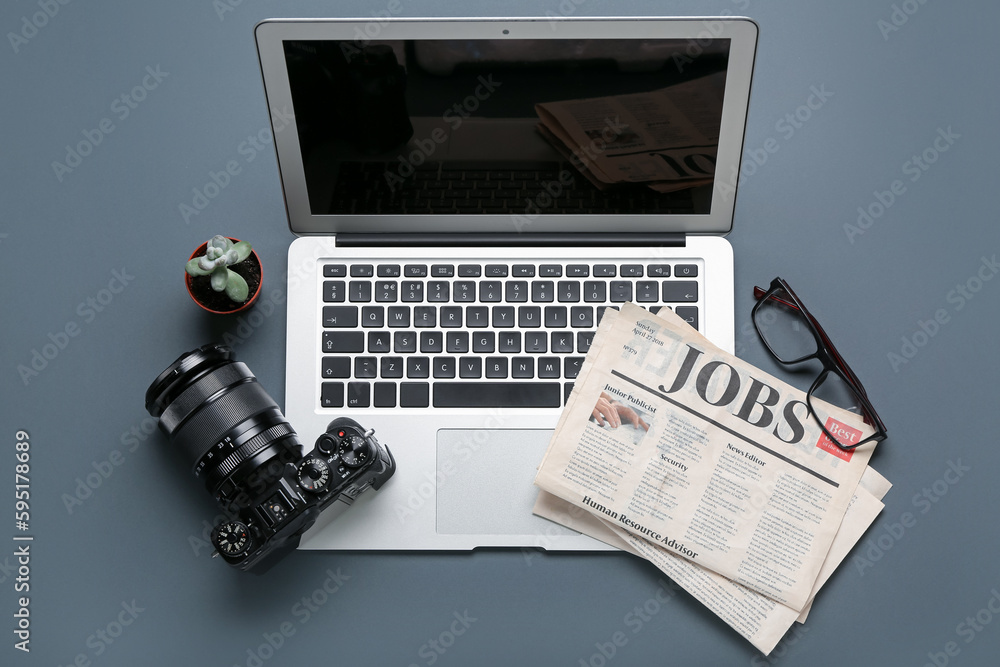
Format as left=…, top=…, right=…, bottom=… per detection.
left=319, top=260, right=701, bottom=409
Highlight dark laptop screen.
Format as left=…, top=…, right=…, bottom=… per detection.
left=282, top=38, right=730, bottom=218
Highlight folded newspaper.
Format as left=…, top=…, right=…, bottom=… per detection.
left=533, top=303, right=887, bottom=653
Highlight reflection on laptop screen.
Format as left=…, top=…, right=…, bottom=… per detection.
left=281, top=38, right=730, bottom=218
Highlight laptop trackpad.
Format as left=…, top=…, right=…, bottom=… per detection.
left=436, top=429, right=578, bottom=536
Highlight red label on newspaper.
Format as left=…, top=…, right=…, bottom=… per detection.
left=815, top=417, right=860, bottom=462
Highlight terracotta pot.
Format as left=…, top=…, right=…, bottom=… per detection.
left=185, top=237, right=262, bottom=314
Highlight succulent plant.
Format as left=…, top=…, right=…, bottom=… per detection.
left=185, top=235, right=253, bottom=303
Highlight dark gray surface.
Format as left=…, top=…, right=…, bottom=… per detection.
left=2, top=1, right=998, bottom=665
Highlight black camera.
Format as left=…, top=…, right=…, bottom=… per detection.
left=145, top=344, right=395, bottom=572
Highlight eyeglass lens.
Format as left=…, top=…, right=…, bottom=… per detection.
left=752, top=286, right=818, bottom=362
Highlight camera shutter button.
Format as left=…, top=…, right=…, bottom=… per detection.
left=297, top=458, right=331, bottom=493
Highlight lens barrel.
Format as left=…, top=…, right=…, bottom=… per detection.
left=145, top=344, right=303, bottom=497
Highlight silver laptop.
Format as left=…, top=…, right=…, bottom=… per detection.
left=254, top=17, right=757, bottom=550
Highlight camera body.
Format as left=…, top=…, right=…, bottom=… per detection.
left=212, top=417, right=395, bottom=571
left=146, top=344, right=395, bottom=572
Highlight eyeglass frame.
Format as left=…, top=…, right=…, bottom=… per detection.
left=751, top=277, right=887, bottom=452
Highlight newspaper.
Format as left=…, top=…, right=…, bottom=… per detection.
left=533, top=303, right=880, bottom=613
left=534, top=71, right=725, bottom=192
left=533, top=464, right=890, bottom=654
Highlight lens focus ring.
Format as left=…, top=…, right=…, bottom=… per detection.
left=159, top=362, right=256, bottom=435
left=211, top=422, right=296, bottom=480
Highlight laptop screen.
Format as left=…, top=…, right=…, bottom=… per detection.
left=281, top=38, right=729, bottom=219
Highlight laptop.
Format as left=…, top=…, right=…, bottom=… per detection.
left=253, top=17, right=757, bottom=550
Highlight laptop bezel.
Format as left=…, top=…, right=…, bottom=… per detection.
left=254, top=16, right=758, bottom=236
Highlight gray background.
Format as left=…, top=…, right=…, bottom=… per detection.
left=1, top=0, right=997, bottom=665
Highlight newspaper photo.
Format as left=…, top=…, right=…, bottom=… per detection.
left=534, top=304, right=880, bottom=612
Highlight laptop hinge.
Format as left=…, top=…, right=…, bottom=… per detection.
left=335, top=233, right=686, bottom=248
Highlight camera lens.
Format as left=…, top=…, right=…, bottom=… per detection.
left=145, top=344, right=303, bottom=502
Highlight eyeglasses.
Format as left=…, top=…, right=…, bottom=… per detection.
left=752, top=277, right=887, bottom=452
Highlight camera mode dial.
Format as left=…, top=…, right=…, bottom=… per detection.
left=212, top=521, right=252, bottom=557
left=339, top=433, right=374, bottom=468
left=297, top=457, right=331, bottom=493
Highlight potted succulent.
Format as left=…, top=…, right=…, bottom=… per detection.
left=184, top=235, right=262, bottom=314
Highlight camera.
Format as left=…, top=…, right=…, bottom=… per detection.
left=145, top=343, right=395, bottom=572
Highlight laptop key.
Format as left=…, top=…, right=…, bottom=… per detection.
left=433, top=383, right=561, bottom=408
left=377, top=264, right=401, bottom=277
left=512, top=357, right=534, bottom=378
left=401, top=281, right=424, bottom=302
left=544, top=306, right=568, bottom=328
left=431, top=264, right=454, bottom=277
left=354, top=357, right=377, bottom=379
left=359, top=306, right=382, bottom=328
left=583, top=281, right=606, bottom=302
left=550, top=332, right=573, bottom=353
left=440, top=306, right=463, bottom=327
left=505, top=281, right=528, bottom=302
left=381, top=357, right=403, bottom=378
left=492, top=306, right=515, bottom=327
left=387, top=306, right=410, bottom=327
left=674, top=264, right=698, bottom=277
left=453, top=281, right=476, bottom=302
left=350, top=264, right=374, bottom=277
left=531, top=281, right=554, bottom=302
left=479, top=281, right=502, bottom=302
left=323, top=281, right=345, bottom=302
left=566, top=264, right=589, bottom=277
left=393, top=332, right=416, bottom=353
left=675, top=306, right=699, bottom=330
left=498, top=332, right=521, bottom=353
left=446, top=331, right=469, bottom=353
left=349, top=281, right=372, bottom=302
left=427, top=281, right=450, bottom=302
left=577, top=331, right=595, bottom=353
left=419, top=331, right=443, bottom=353
left=593, top=264, right=616, bottom=277
left=524, top=331, right=547, bottom=353
left=565, top=357, right=585, bottom=379
left=407, top=357, right=430, bottom=378
left=458, top=264, right=481, bottom=277
left=433, top=356, right=456, bottom=378
left=539, top=264, right=562, bottom=277
left=368, top=331, right=391, bottom=353
left=404, top=264, right=428, bottom=277
left=322, top=306, right=359, bottom=327
left=485, top=264, right=509, bottom=277
left=610, top=281, right=632, bottom=302
left=324, top=264, right=347, bottom=277
left=518, top=306, right=541, bottom=328
left=538, top=357, right=561, bottom=378
left=347, top=382, right=370, bottom=408
left=373, top=382, right=396, bottom=407
left=557, top=281, right=581, bottom=302
left=648, top=264, right=671, bottom=277
left=485, top=357, right=508, bottom=378
left=512, top=265, right=535, bottom=277
left=322, top=356, right=351, bottom=378
left=570, top=306, right=594, bottom=328
left=375, top=281, right=398, bottom=302
left=636, top=281, right=658, bottom=302
left=663, top=280, right=698, bottom=302
left=621, top=264, right=643, bottom=277
left=414, top=306, right=436, bottom=327
left=322, top=331, right=363, bottom=352
left=459, top=357, right=483, bottom=378
left=400, top=383, right=430, bottom=408
left=466, top=306, right=489, bottom=327
left=321, top=382, right=344, bottom=408
left=473, top=332, right=495, bottom=353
